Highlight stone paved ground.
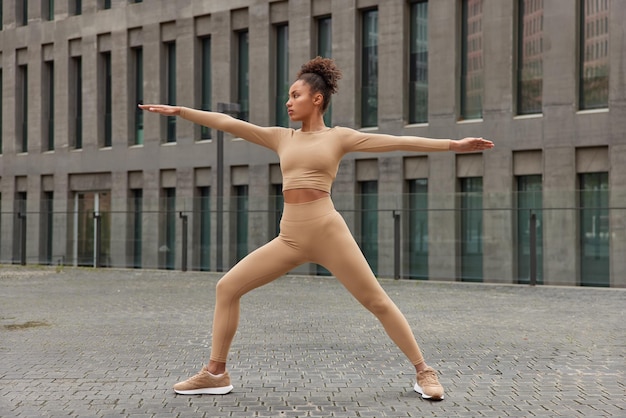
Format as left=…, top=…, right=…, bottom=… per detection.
left=0, top=266, right=624, bottom=418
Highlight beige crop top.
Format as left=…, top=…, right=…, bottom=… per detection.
left=180, top=107, right=451, bottom=193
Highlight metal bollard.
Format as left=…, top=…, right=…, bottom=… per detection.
left=529, top=212, right=537, bottom=286
left=17, top=212, right=27, bottom=265
left=179, top=212, right=188, bottom=272
left=94, top=213, right=102, bottom=268
left=393, top=210, right=401, bottom=279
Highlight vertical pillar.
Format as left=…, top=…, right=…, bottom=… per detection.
left=109, top=171, right=128, bottom=268
left=378, top=0, right=405, bottom=132
left=331, top=0, right=357, bottom=127
left=543, top=147, right=577, bottom=285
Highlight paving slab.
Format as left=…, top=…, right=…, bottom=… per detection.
left=0, top=266, right=624, bottom=417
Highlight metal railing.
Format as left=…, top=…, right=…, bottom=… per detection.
left=0, top=197, right=621, bottom=287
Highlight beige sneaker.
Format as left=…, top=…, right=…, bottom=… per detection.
left=414, top=366, right=444, bottom=400
left=173, top=366, right=234, bottom=395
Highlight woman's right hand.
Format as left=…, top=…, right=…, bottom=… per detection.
left=138, top=104, right=182, bottom=116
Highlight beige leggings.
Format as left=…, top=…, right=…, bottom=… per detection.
left=209, top=196, right=425, bottom=366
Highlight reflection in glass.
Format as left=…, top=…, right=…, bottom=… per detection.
left=234, top=185, right=249, bottom=263
left=517, top=0, right=543, bottom=114
left=275, top=24, right=289, bottom=127
left=517, top=175, right=543, bottom=283
left=200, top=38, right=211, bottom=139
left=409, top=1, right=428, bottom=124
left=361, top=9, right=378, bottom=128
left=198, top=187, right=210, bottom=271
left=359, top=181, right=378, bottom=275
left=579, top=172, right=609, bottom=286
left=460, top=177, right=483, bottom=281
left=461, top=0, right=483, bottom=119
left=237, top=31, right=250, bottom=121
left=408, top=179, right=428, bottom=279
left=580, top=0, right=609, bottom=109
left=317, top=16, right=333, bottom=126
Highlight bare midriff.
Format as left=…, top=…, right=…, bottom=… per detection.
left=283, top=188, right=330, bottom=204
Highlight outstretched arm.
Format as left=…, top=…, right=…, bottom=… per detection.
left=340, top=127, right=494, bottom=153
left=138, top=104, right=283, bottom=151
left=138, top=105, right=242, bottom=133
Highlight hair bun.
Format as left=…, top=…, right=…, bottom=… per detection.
left=297, top=57, right=342, bottom=94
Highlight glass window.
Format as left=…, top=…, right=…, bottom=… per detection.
left=317, top=16, right=333, bottom=126
left=461, top=0, right=483, bottom=120
left=516, top=175, right=543, bottom=284
left=517, top=0, right=543, bottom=114
left=0, top=1, right=3, bottom=30
left=317, top=16, right=332, bottom=58
left=41, top=191, right=54, bottom=265
left=579, top=172, right=609, bottom=286
left=74, top=192, right=111, bottom=267
left=70, top=56, right=83, bottom=149
left=579, top=0, right=609, bottom=110
left=44, top=61, right=54, bottom=151
left=361, top=9, right=378, bottom=128
left=20, top=0, right=27, bottom=25
left=271, top=184, right=283, bottom=238
left=200, top=37, right=211, bottom=139
left=198, top=187, right=210, bottom=271
left=101, top=52, right=112, bottom=147
left=17, top=65, right=28, bottom=153
left=130, top=189, right=142, bottom=268
left=409, top=1, right=428, bottom=124
left=162, top=188, right=176, bottom=270
left=45, top=0, right=54, bottom=21
left=460, top=177, right=483, bottom=281
left=97, top=192, right=111, bottom=268
left=13, top=192, right=27, bottom=264
left=132, top=47, right=143, bottom=145
left=0, top=68, right=3, bottom=154
left=75, top=193, right=93, bottom=266
left=234, top=185, right=249, bottom=263
left=237, top=31, right=250, bottom=121
left=275, top=24, right=289, bottom=127
left=408, top=179, right=428, bottom=279
left=73, top=0, right=81, bottom=15
left=0, top=194, right=2, bottom=259
left=165, top=42, right=176, bottom=142
left=359, top=180, right=378, bottom=274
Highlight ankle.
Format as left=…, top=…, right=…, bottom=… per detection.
left=415, top=362, right=429, bottom=373
left=207, top=360, right=227, bottom=375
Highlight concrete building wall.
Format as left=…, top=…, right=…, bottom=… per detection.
left=0, top=0, right=624, bottom=286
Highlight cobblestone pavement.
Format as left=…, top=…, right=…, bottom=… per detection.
left=0, top=266, right=624, bottom=417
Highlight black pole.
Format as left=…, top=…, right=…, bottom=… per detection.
left=529, top=212, right=537, bottom=286
left=393, top=210, right=401, bottom=280
left=216, top=127, right=224, bottom=272
left=215, top=102, right=240, bottom=273
left=18, top=212, right=27, bottom=265
left=180, top=212, right=188, bottom=272
left=94, top=212, right=101, bottom=268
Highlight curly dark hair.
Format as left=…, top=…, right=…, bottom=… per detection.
left=296, top=57, right=342, bottom=113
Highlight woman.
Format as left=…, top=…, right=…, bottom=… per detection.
left=140, top=57, right=493, bottom=401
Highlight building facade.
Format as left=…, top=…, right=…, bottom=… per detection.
left=0, top=0, right=624, bottom=286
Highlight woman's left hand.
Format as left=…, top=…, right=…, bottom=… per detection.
left=138, top=104, right=182, bottom=116
left=450, top=137, right=494, bottom=152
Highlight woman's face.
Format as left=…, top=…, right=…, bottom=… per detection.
left=286, top=80, right=323, bottom=122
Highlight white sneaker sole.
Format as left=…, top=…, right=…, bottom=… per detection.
left=174, top=385, right=233, bottom=395
left=414, top=383, right=444, bottom=400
